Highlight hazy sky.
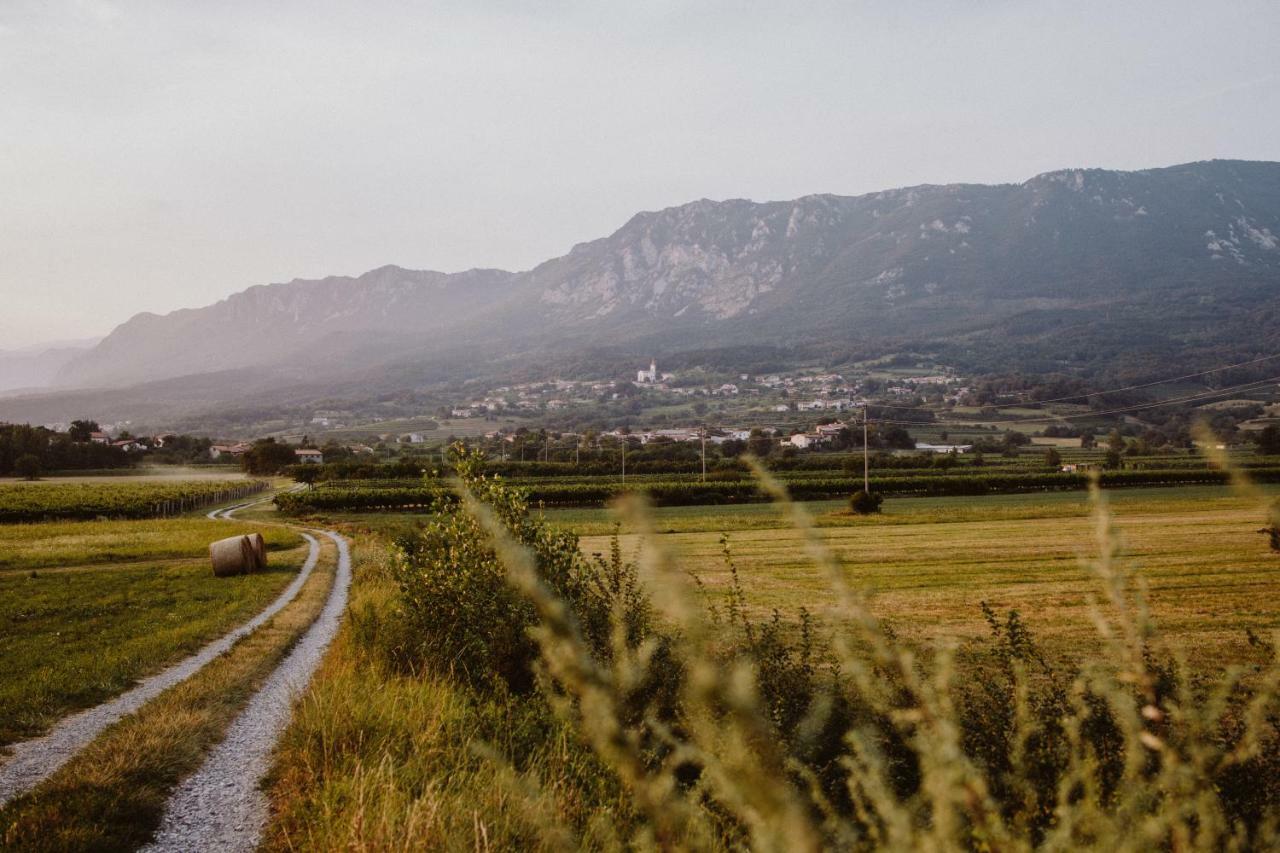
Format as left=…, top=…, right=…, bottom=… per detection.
left=3, top=1, right=1279, bottom=348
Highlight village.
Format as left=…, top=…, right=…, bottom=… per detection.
left=31, top=359, right=1012, bottom=466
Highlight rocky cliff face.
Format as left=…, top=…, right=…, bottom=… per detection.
left=55, top=160, right=1280, bottom=390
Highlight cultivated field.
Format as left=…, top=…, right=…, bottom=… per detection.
left=0, top=479, right=267, bottom=522
left=0, top=516, right=306, bottom=746
left=574, top=485, right=1280, bottom=667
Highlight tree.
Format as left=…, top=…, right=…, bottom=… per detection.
left=1107, top=429, right=1126, bottom=453
left=1257, top=425, right=1280, bottom=456
left=1043, top=447, right=1063, bottom=468
left=1103, top=449, right=1123, bottom=470
left=293, top=465, right=319, bottom=488
left=14, top=454, right=41, bottom=480
left=747, top=428, right=774, bottom=458
left=68, top=420, right=99, bottom=442
left=242, top=438, right=297, bottom=475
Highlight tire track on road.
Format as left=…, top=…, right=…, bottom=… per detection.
left=142, top=527, right=352, bottom=852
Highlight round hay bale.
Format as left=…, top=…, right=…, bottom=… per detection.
left=246, top=532, right=267, bottom=570
left=210, top=535, right=255, bottom=577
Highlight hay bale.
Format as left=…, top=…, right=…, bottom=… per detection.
left=246, top=532, right=267, bottom=569
left=210, top=535, right=255, bottom=577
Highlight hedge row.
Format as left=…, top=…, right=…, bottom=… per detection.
left=275, top=467, right=1280, bottom=513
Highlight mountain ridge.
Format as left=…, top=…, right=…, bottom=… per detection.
left=36, top=158, right=1280, bottom=406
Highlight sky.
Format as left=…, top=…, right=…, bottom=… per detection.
left=2, top=0, right=1279, bottom=348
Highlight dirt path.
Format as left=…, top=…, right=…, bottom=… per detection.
left=0, top=499, right=319, bottom=808
left=142, top=528, right=352, bottom=852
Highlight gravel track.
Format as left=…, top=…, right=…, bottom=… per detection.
left=0, top=499, right=318, bottom=809
left=142, top=528, right=352, bottom=853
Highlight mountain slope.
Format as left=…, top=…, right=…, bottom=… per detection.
left=0, top=342, right=97, bottom=394
left=52, top=159, right=1280, bottom=392
left=56, top=266, right=515, bottom=388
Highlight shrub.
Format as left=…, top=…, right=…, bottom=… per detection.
left=390, top=445, right=651, bottom=693
left=849, top=489, right=884, bottom=514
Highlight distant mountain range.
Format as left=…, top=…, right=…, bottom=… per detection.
left=0, top=340, right=98, bottom=394
left=5, top=159, right=1279, bottom=428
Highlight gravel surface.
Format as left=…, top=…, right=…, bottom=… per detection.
left=0, top=500, right=318, bottom=809
left=142, top=528, right=352, bottom=853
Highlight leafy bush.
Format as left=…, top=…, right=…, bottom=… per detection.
left=849, top=489, right=883, bottom=514
left=389, top=446, right=652, bottom=692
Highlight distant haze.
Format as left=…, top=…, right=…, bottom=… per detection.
left=2, top=0, right=1279, bottom=347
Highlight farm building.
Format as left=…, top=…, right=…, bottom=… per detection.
left=295, top=449, right=324, bottom=464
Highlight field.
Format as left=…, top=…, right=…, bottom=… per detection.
left=0, top=515, right=305, bottom=746
left=574, top=485, right=1280, bottom=667
left=0, top=465, right=247, bottom=484
left=0, top=479, right=266, bottom=522
left=287, top=483, right=1280, bottom=667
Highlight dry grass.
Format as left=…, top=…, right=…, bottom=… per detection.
left=260, top=544, right=628, bottom=852
left=578, top=488, right=1280, bottom=667
left=0, top=537, right=337, bottom=852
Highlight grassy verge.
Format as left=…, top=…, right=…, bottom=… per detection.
left=0, top=537, right=336, bottom=852
left=260, top=544, right=629, bottom=851
left=0, top=520, right=305, bottom=747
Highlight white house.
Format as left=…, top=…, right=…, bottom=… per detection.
left=295, top=448, right=324, bottom=464
left=787, top=433, right=829, bottom=450
left=915, top=443, right=973, bottom=454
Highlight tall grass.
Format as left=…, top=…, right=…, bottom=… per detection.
left=273, top=447, right=1280, bottom=849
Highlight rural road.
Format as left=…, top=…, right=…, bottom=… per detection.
left=0, top=498, right=322, bottom=809
left=142, top=511, right=353, bottom=851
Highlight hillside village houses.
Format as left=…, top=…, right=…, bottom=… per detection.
left=209, top=442, right=251, bottom=459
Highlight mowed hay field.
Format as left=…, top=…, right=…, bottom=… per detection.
left=574, top=485, right=1280, bottom=667
left=0, top=516, right=305, bottom=746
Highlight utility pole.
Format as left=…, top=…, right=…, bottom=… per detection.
left=621, top=437, right=626, bottom=483
left=862, top=403, right=870, bottom=494
left=700, top=426, right=707, bottom=483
